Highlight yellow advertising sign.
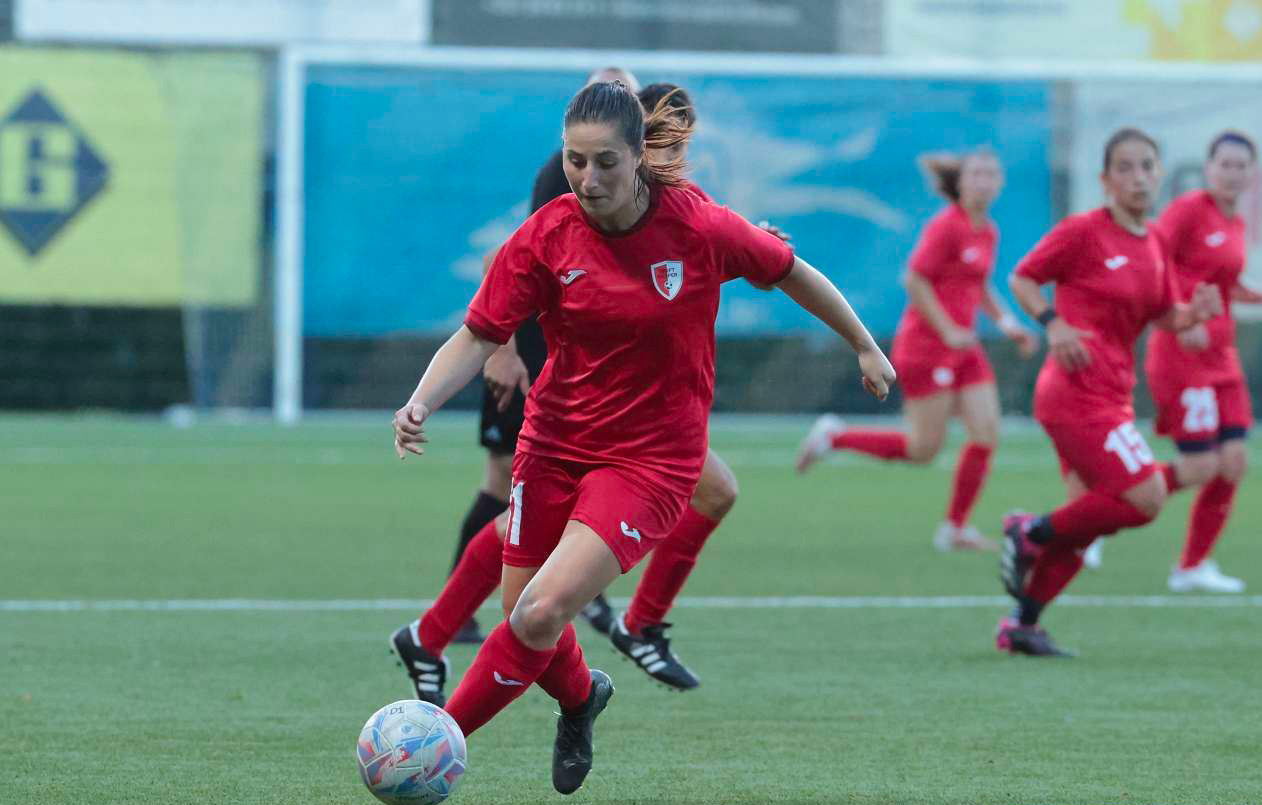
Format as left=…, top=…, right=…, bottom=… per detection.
left=0, top=47, right=262, bottom=306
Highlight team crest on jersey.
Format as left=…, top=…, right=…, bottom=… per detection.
left=961, top=247, right=981, bottom=264
left=1206, top=231, right=1227, bottom=248
left=650, top=260, right=684, bottom=300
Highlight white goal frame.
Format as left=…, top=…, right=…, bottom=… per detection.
left=274, top=45, right=1262, bottom=423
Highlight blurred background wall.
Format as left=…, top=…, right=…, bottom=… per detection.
left=2, top=0, right=1260, bottom=418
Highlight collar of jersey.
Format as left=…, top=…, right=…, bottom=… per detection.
left=578, top=183, right=661, bottom=239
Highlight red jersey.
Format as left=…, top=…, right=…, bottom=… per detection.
left=680, top=179, right=713, bottom=203
left=895, top=204, right=998, bottom=352
left=1016, top=208, right=1177, bottom=425
left=1145, top=190, right=1246, bottom=385
left=466, top=184, right=794, bottom=495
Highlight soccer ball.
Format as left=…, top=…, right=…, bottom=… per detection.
left=356, top=699, right=467, bottom=804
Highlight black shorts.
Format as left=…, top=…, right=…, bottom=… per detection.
left=479, top=316, right=547, bottom=455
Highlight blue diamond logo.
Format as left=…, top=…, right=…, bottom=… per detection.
left=0, top=89, right=109, bottom=256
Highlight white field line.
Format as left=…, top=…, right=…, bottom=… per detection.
left=3, top=595, right=1261, bottom=613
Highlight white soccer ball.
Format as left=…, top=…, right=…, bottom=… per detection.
left=355, top=699, right=467, bottom=804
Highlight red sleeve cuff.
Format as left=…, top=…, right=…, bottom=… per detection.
left=463, top=313, right=510, bottom=345
left=769, top=248, right=796, bottom=285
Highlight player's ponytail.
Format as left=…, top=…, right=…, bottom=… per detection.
left=638, top=86, right=693, bottom=188
left=919, top=153, right=965, bottom=202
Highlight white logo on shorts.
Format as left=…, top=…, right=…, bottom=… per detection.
left=620, top=521, right=642, bottom=542
left=493, top=671, right=525, bottom=687
left=560, top=269, right=587, bottom=285
left=932, top=367, right=955, bottom=387
left=1105, top=255, right=1129, bottom=271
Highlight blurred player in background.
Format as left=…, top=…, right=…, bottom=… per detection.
left=796, top=148, right=1037, bottom=551
left=996, top=129, right=1221, bottom=657
left=392, top=79, right=894, bottom=793
left=1144, top=131, right=1262, bottom=593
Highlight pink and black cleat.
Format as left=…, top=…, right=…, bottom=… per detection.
left=995, top=616, right=1074, bottom=658
left=999, top=511, right=1044, bottom=599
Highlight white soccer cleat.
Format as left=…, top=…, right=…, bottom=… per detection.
left=933, top=522, right=998, bottom=552
left=1168, top=559, right=1246, bottom=593
left=1082, top=540, right=1103, bottom=569
left=795, top=414, right=843, bottom=474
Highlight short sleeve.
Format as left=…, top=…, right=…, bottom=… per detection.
left=465, top=224, right=551, bottom=344
left=907, top=215, right=956, bottom=280
left=1015, top=217, right=1082, bottom=285
left=706, top=204, right=795, bottom=286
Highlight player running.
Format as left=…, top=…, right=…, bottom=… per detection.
left=996, top=128, right=1222, bottom=657
left=1145, top=131, right=1262, bottom=593
left=391, top=80, right=894, bottom=794
left=796, top=148, right=1037, bottom=551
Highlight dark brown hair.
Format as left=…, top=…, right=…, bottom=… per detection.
left=563, top=80, right=691, bottom=188
left=919, top=147, right=997, bottom=202
left=1103, top=127, right=1159, bottom=172
left=638, top=83, right=696, bottom=127
left=1208, top=130, right=1256, bottom=161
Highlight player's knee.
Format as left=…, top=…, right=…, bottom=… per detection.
left=508, top=590, right=567, bottom=647
left=1178, top=452, right=1220, bottom=487
left=1130, top=482, right=1167, bottom=520
left=1219, top=447, right=1247, bottom=483
left=905, top=436, right=943, bottom=464
left=692, top=465, right=739, bottom=520
left=966, top=419, right=999, bottom=448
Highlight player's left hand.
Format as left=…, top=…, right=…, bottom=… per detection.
left=1191, top=282, right=1224, bottom=321
left=1005, top=324, right=1040, bottom=359
left=858, top=348, right=896, bottom=401
left=757, top=220, right=793, bottom=243
left=393, top=402, right=430, bottom=459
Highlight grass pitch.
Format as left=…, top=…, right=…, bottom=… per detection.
left=3, top=414, right=1260, bottom=804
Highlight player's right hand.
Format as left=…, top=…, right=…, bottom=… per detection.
left=858, top=348, right=896, bottom=401
left=942, top=326, right=979, bottom=351
left=1177, top=323, right=1210, bottom=351
left=393, top=402, right=430, bottom=459
left=483, top=345, right=532, bottom=413
left=1047, top=318, right=1093, bottom=371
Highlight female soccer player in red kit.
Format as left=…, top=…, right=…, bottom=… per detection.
left=391, top=81, right=895, bottom=793
left=997, top=128, right=1222, bottom=657
left=1145, top=131, right=1262, bottom=593
left=796, top=149, right=1037, bottom=551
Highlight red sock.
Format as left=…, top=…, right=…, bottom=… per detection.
left=1160, top=463, right=1183, bottom=494
left=1047, top=490, right=1154, bottom=549
left=418, top=520, right=502, bottom=656
left=829, top=429, right=908, bottom=461
left=1180, top=477, right=1237, bottom=569
left=1024, top=541, right=1086, bottom=604
left=534, top=624, right=592, bottom=711
left=946, top=443, right=992, bottom=527
left=444, top=621, right=555, bottom=737
left=623, top=507, right=719, bottom=635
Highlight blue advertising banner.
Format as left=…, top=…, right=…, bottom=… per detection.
left=303, top=65, right=1051, bottom=337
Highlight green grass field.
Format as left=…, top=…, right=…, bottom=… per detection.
left=3, top=413, right=1260, bottom=805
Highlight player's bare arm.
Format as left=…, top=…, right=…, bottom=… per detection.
left=903, top=270, right=977, bottom=349
left=395, top=325, right=499, bottom=458
left=775, top=256, right=896, bottom=399
left=1154, top=282, right=1224, bottom=332
left=982, top=283, right=1039, bottom=357
left=1010, top=273, right=1092, bottom=371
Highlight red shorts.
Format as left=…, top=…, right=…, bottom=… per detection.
left=891, top=343, right=994, bottom=400
left=1150, top=375, right=1252, bottom=450
left=503, top=452, right=689, bottom=573
left=1042, top=419, right=1158, bottom=496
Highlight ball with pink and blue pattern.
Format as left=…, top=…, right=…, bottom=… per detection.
left=356, top=699, right=467, bottom=804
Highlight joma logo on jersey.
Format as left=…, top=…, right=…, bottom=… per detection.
left=650, top=260, right=683, bottom=300
left=1104, top=255, right=1129, bottom=271
left=0, top=89, right=109, bottom=256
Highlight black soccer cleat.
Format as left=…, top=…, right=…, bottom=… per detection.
left=1000, top=511, right=1042, bottom=599
left=610, top=614, right=700, bottom=691
left=552, top=669, right=615, bottom=795
left=995, top=617, right=1075, bottom=658
left=389, top=620, right=450, bottom=706
left=450, top=617, right=485, bottom=645
left=580, top=594, right=615, bottom=635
